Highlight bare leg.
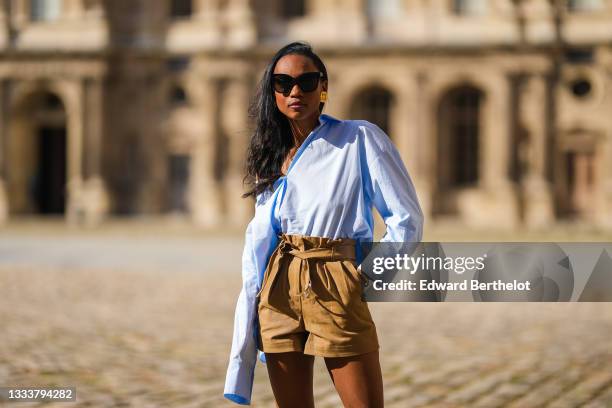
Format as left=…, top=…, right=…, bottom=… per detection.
left=324, top=349, right=384, bottom=408
left=265, top=351, right=315, bottom=408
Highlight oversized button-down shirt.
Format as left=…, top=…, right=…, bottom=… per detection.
left=223, top=113, right=424, bottom=405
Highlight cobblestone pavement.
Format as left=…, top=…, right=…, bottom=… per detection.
left=1, top=226, right=611, bottom=407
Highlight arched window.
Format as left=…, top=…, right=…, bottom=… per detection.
left=451, top=0, right=487, bottom=16
left=281, top=0, right=305, bottom=18
left=349, top=86, right=394, bottom=136
left=167, top=154, right=191, bottom=213
left=169, top=85, right=188, bottom=106
left=170, top=0, right=192, bottom=18
left=30, top=0, right=62, bottom=21
left=366, top=0, right=402, bottom=19
left=14, top=91, right=67, bottom=214
left=567, top=0, right=603, bottom=12
left=438, top=85, right=483, bottom=188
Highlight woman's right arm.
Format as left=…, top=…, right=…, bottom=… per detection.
left=224, top=189, right=279, bottom=405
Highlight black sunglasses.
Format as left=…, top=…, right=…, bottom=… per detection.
left=272, top=72, right=324, bottom=95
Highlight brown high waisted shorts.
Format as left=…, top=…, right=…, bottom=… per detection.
left=255, top=233, right=379, bottom=357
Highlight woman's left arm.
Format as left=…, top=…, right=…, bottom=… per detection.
left=358, top=121, right=424, bottom=243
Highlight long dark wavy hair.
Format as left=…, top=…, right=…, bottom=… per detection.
left=241, top=41, right=328, bottom=199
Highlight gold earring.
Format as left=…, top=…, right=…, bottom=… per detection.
left=320, top=91, right=327, bottom=102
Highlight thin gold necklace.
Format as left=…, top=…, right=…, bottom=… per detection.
left=289, top=117, right=318, bottom=148
left=288, top=120, right=306, bottom=148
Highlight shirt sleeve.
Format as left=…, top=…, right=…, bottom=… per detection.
left=358, top=121, right=424, bottom=244
left=224, top=189, right=279, bottom=405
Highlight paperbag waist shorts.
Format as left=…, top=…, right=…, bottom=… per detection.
left=256, top=233, right=379, bottom=357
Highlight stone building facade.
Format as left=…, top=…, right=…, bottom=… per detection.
left=0, top=0, right=611, bottom=230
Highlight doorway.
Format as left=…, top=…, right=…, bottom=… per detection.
left=563, top=149, right=596, bottom=218
left=167, top=153, right=190, bottom=213
left=34, top=126, right=67, bottom=214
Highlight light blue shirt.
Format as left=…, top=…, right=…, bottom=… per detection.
left=223, top=113, right=424, bottom=405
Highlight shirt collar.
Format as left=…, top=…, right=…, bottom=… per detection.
left=318, top=113, right=341, bottom=125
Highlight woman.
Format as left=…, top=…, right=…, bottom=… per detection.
left=224, top=41, right=424, bottom=407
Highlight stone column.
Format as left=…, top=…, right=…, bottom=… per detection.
left=189, top=76, right=223, bottom=228
left=194, top=0, right=219, bottom=17
left=596, top=62, right=612, bottom=229
left=338, top=0, right=367, bottom=41
left=63, top=0, right=84, bottom=19
left=81, top=77, right=109, bottom=226
left=391, top=76, right=412, bottom=170
left=412, top=70, right=433, bottom=222
left=193, top=0, right=222, bottom=43
left=309, top=0, right=330, bottom=15
left=599, top=134, right=612, bottom=228
left=0, top=2, right=7, bottom=48
left=64, top=79, right=85, bottom=227
left=0, top=79, right=9, bottom=224
left=482, top=73, right=519, bottom=228
left=393, top=71, right=432, bottom=223
left=457, top=72, right=519, bottom=229
left=83, top=78, right=99, bottom=180
left=221, top=76, right=254, bottom=228
left=224, top=0, right=256, bottom=48
left=13, top=0, right=29, bottom=30
left=520, top=73, right=554, bottom=228
left=482, top=77, right=511, bottom=190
